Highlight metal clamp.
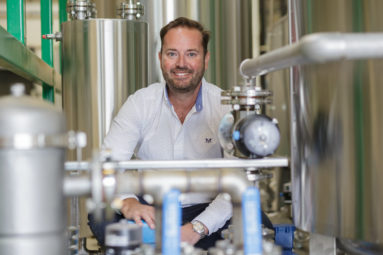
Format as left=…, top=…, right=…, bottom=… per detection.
left=221, top=85, right=273, bottom=110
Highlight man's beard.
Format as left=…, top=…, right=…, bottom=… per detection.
left=162, top=65, right=205, bottom=94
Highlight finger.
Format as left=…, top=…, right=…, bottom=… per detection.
left=133, top=215, right=143, bottom=226
left=142, top=214, right=155, bottom=229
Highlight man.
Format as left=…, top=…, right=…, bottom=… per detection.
left=89, top=17, right=272, bottom=249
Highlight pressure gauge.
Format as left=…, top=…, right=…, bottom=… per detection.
left=233, top=114, right=280, bottom=158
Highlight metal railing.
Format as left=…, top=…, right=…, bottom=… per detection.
left=1, top=0, right=67, bottom=102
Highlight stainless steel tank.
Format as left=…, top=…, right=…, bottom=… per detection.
left=142, top=0, right=258, bottom=89
left=62, top=18, right=148, bottom=160
left=0, top=85, right=67, bottom=255
left=289, top=0, right=383, bottom=244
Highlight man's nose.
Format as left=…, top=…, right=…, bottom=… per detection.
left=176, top=54, right=186, bottom=67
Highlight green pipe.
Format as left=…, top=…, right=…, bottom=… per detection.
left=6, top=0, right=25, bottom=44
left=40, top=0, right=54, bottom=102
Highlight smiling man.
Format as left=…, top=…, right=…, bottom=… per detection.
left=88, top=17, right=244, bottom=250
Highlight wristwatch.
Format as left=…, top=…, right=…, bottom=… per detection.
left=191, top=220, right=206, bottom=239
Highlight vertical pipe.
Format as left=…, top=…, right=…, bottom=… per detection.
left=162, top=190, right=181, bottom=255
left=6, top=0, right=25, bottom=44
left=242, top=187, right=262, bottom=255
left=155, top=205, right=162, bottom=252
left=232, top=204, right=244, bottom=248
left=352, top=0, right=365, bottom=240
left=40, top=0, right=55, bottom=102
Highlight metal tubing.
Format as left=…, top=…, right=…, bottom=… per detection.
left=116, top=169, right=250, bottom=204
left=240, top=33, right=383, bottom=78
left=65, top=157, right=289, bottom=171
left=63, top=176, right=91, bottom=197
left=6, top=0, right=25, bottom=44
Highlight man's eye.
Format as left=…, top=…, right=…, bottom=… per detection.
left=168, top=52, right=177, bottom=57
left=188, top=52, right=197, bottom=57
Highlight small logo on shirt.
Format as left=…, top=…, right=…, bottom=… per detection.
left=205, top=138, right=213, bottom=143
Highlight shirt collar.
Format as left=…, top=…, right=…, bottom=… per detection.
left=163, top=78, right=204, bottom=112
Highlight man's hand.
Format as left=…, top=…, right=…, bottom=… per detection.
left=120, top=198, right=156, bottom=229
left=180, top=222, right=208, bottom=245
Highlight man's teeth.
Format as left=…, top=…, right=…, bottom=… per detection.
left=175, top=72, right=189, bottom=76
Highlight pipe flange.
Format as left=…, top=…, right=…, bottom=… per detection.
left=117, top=1, right=144, bottom=20
left=221, top=86, right=273, bottom=108
left=67, top=0, right=96, bottom=20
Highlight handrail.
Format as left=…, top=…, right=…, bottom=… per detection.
left=0, top=26, right=61, bottom=89
left=1, top=0, right=61, bottom=102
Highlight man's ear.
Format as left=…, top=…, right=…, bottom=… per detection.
left=158, top=51, right=162, bottom=63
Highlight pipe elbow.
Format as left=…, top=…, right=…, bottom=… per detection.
left=220, top=168, right=251, bottom=203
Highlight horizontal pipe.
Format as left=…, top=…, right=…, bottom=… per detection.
left=240, top=32, right=383, bottom=78
left=65, top=157, right=289, bottom=171
left=63, top=176, right=91, bottom=197
left=116, top=168, right=250, bottom=203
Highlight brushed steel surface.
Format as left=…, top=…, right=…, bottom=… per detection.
left=62, top=19, right=148, bottom=161
left=0, top=94, right=66, bottom=255
left=0, top=233, right=66, bottom=255
left=289, top=0, right=383, bottom=243
left=240, top=33, right=383, bottom=78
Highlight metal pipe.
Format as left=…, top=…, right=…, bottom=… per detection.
left=63, top=176, right=91, bottom=197
left=116, top=169, right=250, bottom=204
left=240, top=32, right=383, bottom=78
left=65, top=157, right=289, bottom=171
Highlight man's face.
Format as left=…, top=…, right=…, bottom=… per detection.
left=159, top=27, right=210, bottom=93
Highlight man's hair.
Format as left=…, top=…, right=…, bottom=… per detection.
left=160, top=17, right=210, bottom=55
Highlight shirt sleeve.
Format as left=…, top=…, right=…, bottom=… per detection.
left=192, top=193, right=233, bottom=235
left=103, top=95, right=142, bottom=161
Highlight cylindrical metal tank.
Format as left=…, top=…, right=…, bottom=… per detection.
left=289, top=0, right=383, bottom=244
left=0, top=85, right=67, bottom=255
left=62, top=19, right=148, bottom=160
left=142, top=0, right=258, bottom=89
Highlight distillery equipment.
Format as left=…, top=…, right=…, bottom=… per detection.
left=62, top=4, right=148, bottom=161
left=0, top=84, right=67, bottom=255
left=288, top=0, right=383, bottom=249
left=237, top=0, right=383, bottom=252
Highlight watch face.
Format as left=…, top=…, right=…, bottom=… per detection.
left=192, top=221, right=205, bottom=237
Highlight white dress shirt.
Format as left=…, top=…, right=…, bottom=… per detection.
left=103, top=78, right=232, bottom=235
